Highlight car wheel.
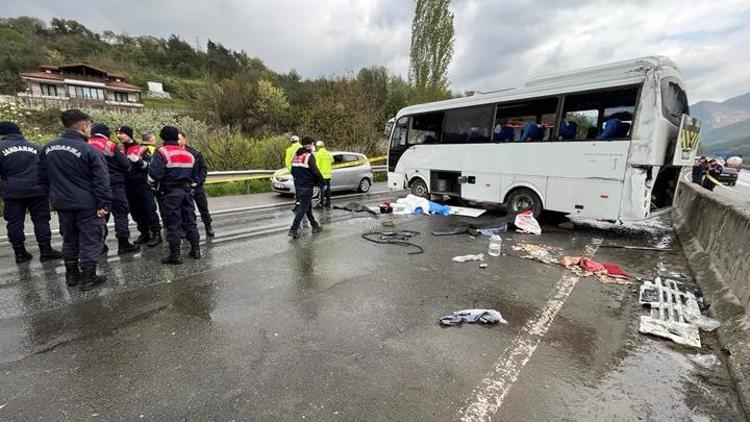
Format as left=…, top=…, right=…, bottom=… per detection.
left=506, top=188, right=543, bottom=218
left=409, top=178, right=429, bottom=198
left=358, top=178, right=371, bottom=193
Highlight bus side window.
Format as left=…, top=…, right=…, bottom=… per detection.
left=561, top=86, right=639, bottom=140
left=494, top=97, right=558, bottom=142
left=410, top=112, right=443, bottom=145
left=391, top=117, right=408, bottom=147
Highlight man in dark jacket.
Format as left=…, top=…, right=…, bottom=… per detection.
left=118, top=126, right=162, bottom=247
left=692, top=156, right=707, bottom=184
left=88, top=123, right=139, bottom=255
left=148, top=126, right=201, bottom=264
left=37, top=110, right=112, bottom=290
left=702, top=159, right=723, bottom=192
left=0, top=121, right=63, bottom=263
left=178, top=130, right=214, bottom=237
left=288, top=136, right=324, bottom=239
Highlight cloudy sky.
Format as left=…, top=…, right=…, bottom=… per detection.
left=4, top=0, right=750, bottom=102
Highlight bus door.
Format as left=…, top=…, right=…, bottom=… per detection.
left=388, top=117, right=409, bottom=172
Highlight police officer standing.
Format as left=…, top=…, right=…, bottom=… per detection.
left=288, top=136, right=324, bottom=238
left=149, top=126, right=201, bottom=264
left=117, top=126, right=163, bottom=247
left=37, top=110, right=111, bottom=290
left=88, top=123, right=140, bottom=255
left=178, top=130, right=214, bottom=237
left=314, top=140, right=333, bottom=209
left=0, top=121, right=63, bottom=264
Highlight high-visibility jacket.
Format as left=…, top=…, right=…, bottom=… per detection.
left=285, top=142, right=300, bottom=171
left=315, top=147, right=333, bottom=179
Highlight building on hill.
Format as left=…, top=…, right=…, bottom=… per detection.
left=16, top=64, right=143, bottom=110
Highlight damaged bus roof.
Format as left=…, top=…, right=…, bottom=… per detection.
left=397, top=56, right=680, bottom=118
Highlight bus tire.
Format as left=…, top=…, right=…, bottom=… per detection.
left=506, top=188, right=543, bottom=218
left=409, top=178, right=429, bottom=198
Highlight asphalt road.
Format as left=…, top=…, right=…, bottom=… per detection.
left=0, top=189, right=745, bottom=420
left=712, top=171, right=750, bottom=207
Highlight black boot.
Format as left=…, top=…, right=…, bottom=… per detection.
left=80, top=265, right=106, bottom=291
left=100, top=243, right=109, bottom=257
left=64, top=260, right=81, bottom=287
left=39, top=243, right=63, bottom=262
left=311, top=223, right=323, bottom=233
left=189, top=241, right=201, bottom=259
left=204, top=223, right=215, bottom=238
left=287, top=229, right=299, bottom=239
left=147, top=230, right=162, bottom=247
left=161, top=244, right=183, bottom=265
left=117, top=237, right=141, bottom=255
left=133, top=231, right=151, bottom=245
left=13, top=245, right=33, bottom=264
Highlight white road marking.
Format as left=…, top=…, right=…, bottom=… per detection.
left=460, top=238, right=602, bottom=422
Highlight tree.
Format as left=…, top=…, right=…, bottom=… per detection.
left=409, top=0, right=454, bottom=102
left=357, top=66, right=390, bottom=116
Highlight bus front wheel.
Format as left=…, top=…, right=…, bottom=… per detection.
left=507, top=188, right=543, bottom=218
left=409, top=178, right=429, bottom=198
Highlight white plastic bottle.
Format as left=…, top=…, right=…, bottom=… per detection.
left=488, top=234, right=502, bottom=257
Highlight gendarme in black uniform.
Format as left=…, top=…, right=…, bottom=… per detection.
left=183, top=140, right=214, bottom=237
left=37, top=110, right=112, bottom=290
left=288, top=136, right=323, bottom=238
left=148, top=126, right=201, bottom=265
left=0, top=121, right=63, bottom=263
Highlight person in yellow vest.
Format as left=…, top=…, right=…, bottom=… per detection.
left=285, top=135, right=301, bottom=211
left=141, top=131, right=157, bottom=156
left=285, top=135, right=300, bottom=171
left=314, top=140, right=334, bottom=208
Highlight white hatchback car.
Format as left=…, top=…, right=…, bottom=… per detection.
left=271, top=151, right=374, bottom=196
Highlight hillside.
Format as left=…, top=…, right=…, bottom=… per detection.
left=690, top=89, right=750, bottom=153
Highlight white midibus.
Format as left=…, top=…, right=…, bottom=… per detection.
left=387, top=56, right=701, bottom=221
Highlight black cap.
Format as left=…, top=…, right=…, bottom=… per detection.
left=300, top=136, right=315, bottom=146
left=160, top=126, right=179, bottom=142
left=0, top=121, right=21, bottom=136
left=60, top=109, right=91, bottom=128
left=117, top=126, right=134, bottom=139
left=91, top=123, right=111, bottom=138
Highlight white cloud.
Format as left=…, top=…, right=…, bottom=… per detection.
left=3, top=0, right=749, bottom=101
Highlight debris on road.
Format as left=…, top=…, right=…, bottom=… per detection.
left=514, top=244, right=557, bottom=264
left=391, top=194, right=485, bottom=217
left=637, top=277, right=721, bottom=348
left=439, top=309, right=508, bottom=326
left=361, top=230, right=424, bottom=255
left=560, top=256, right=631, bottom=284
left=600, top=244, right=675, bottom=252
left=479, top=263, right=488, bottom=269
left=452, top=253, right=485, bottom=263
left=514, top=211, right=542, bottom=235
left=432, top=224, right=480, bottom=237
left=689, top=354, right=721, bottom=370
left=334, top=202, right=378, bottom=216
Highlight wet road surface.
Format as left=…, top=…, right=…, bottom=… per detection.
left=0, top=192, right=745, bottom=421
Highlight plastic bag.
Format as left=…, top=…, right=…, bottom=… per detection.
left=689, top=354, right=720, bottom=369
left=514, top=210, right=542, bottom=235
left=452, top=253, right=485, bottom=263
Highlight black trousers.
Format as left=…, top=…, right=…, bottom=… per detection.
left=3, top=196, right=53, bottom=248
left=58, top=209, right=105, bottom=267
left=192, top=185, right=212, bottom=224
left=160, top=187, right=199, bottom=247
left=105, top=184, right=130, bottom=239
left=291, top=187, right=317, bottom=230
left=127, top=182, right=161, bottom=234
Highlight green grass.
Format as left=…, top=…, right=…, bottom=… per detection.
left=204, top=179, right=274, bottom=197
left=141, top=97, right=190, bottom=112
left=373, top=171, right=387, bottom=183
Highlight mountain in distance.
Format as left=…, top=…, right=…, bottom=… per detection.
left=690, top=90, right=750, bottom=153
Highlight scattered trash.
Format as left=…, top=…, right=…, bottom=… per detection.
left=452, top=253, right=485, bottom=263
left=600, top=244, right=674, bottom=252
left=432, top=224, right=480, bottom=237
left=381, top=220, right=395, bottom=228
left=448, top=206, right=486, bottom=218
left=392, top=194, right=486, bottom=217
left=479, top=263, right=488, bottom=269
left=689, top=354, right=721, bottom=370
left=518, top=244, right=557, bottom=264
left=361, top=230, right=424, bottom=255
left=334, top=202, right=378, bottom=216
left=439, top=309, right=508, bottom=326
left=514, top=210, right=542, bottom=235
left=638, top=278, right=709, bottom=348
left=560, top=256, right=631, bottom=284
left=488, top=235, right=502, bottom=257
left=478, top=225, right=508, bottom=236
left=379, top=200, right=393, bottom=214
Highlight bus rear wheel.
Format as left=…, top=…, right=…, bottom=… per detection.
left=507, top=188, right=543, bottom=218
left=409, top=178, right=429, bottom=198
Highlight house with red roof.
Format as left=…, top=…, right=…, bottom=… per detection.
left=18, top=64, right=143, bottom=109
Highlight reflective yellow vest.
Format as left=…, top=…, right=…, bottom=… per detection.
left=315, top=147, right=333, bottom=179
left=285, top=142, right=300, bottom=171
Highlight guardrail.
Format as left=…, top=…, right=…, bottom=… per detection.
left=205, top=157, right=386, bottom=185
